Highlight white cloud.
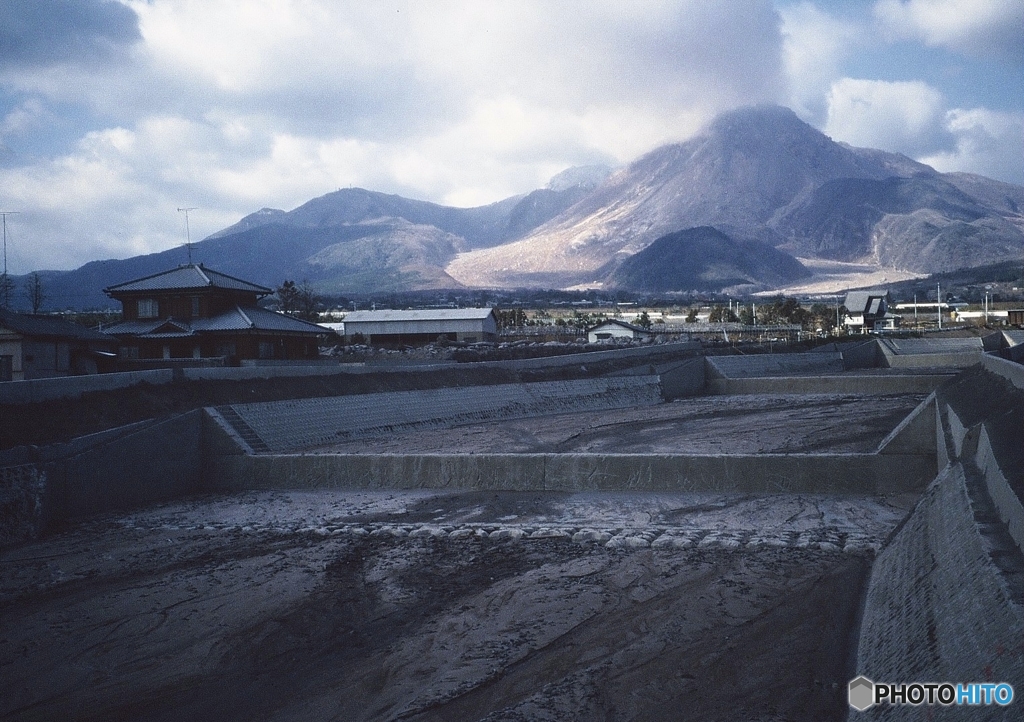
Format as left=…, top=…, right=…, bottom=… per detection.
left=824, top=77, right=950, bottom=156
left=1, top=98, right=48, bottom=138
left=873, top=0, right=1024, bottom=60
left=824, top=76, right=1024, bottom=184
left=780, top=2, right=864, bottom=123
left=919, top=108, right=1024, bottom=183
left=1, top=0, right=792, bottom=272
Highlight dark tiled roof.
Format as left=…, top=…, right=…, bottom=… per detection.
left=103, top=264, right=272, bottom=295
left=0, top=308, right=113, bottom=343
left=102, top=306, right=325, bottom=338
left=844, top=289, right=889, bottom=315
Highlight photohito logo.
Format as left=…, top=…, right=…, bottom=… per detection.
left=849, top=676, right=1014, bottom=711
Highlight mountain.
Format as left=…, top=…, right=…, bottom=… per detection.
left=17, top=105, right=1024, bottom=309
left=606, top=226, right=810, bottom=293
left=27, top=182, right=598, bottom=309
left=445, top=105, right=1024, bottom=288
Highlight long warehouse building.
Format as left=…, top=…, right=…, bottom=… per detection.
left=342, top=308, right=499, bottom=345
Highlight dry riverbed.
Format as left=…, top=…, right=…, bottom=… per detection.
left=1, top=489, right=914, bottom=721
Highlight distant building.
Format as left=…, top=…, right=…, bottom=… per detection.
left=587, top=319, right=654, bottom=343
left=102, top=264, right=325, bottom=364
left=844, top=290, right=900, bottom=333
left=0, top=308, right=117, bottom=382
left=342, top=308, right=498, bottom=345
left=1009, top=309, right=1024, bottom=326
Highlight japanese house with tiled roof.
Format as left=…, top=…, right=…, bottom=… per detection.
left=101, top=264, right=325, bottom=363
left=1, top=308, right=118, bottom=381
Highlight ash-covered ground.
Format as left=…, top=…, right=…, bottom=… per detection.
left=310, top=393, right=925, bottom=454
left=1, top=490, right=915, bottom=721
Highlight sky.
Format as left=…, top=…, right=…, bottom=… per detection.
left=0, top=0, right=1021, bottom=274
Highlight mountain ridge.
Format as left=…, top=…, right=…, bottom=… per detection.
left=12, top=104, right=1024, bottom=310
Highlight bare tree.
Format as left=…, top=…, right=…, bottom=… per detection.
left=24, top=272, right=45, bottom=313
left=297, top=280, right=320, bottom=322
left=0, top=273, right=13, bottom=310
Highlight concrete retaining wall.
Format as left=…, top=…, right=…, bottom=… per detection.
left=182, top=364, right=357, bottom=381
left=976, top=425, right=1024, bottom=556
left=0, top=411, right=201, bottom=546
left=207, top=452, right=936, bottom=495
left=853, top=464, right=1024, bottom=720
left=0, top=369, right=173, bottom=404
left=840, top=340, right=885, bottom=370
left=705, top=351, right=844, bottom=379
left=852, top=361, right=1024, bottom=717
left=882, top=351, right=983, bottom=369
left=707, top=374, right=951, bottom=396
left=214, top=376, right=664, bottom=453
left=981, top=354, right=1024, bottom=390
left=659, top=357, right=706, bottom=399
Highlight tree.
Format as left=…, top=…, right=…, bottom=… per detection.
left=0, top=273, right=13, bottom=310
left=24, top=272, right=45, bottom=313
left=634, top=311, right=652, bottom=329
left=276, top=280, right=301, bottom=314
left=708, top=306, right=738, bottom=323
left=685, top=307, right=698, bottom=323
left=296, top=280, right=320, bottom=322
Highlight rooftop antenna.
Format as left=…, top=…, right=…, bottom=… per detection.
left=0, top=210, right=19, bottom=277
left=177, top=207, right=197, bottom=264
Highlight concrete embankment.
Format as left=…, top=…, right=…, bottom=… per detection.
left=210, top=376, right=665, bottom=454
left=0, top=412, right=201, bottom=545
left=851, top=359, right=1024, bottom=718
left=707, top=373, right=953, bottom=396
left=206, top=451, right=936, bottom=495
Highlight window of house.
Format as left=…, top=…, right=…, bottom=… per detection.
left=138, top=299, right=159, bottom=318
left=191, top=296, right=200, bottom=317
left=0, top=355, right=12, bottom=382
left=258, top=341, right=275, bottom=359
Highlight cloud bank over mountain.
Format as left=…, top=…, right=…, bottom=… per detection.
left=0, top=0, right=1021, bottom=274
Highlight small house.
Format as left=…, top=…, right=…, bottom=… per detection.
left=0, top=308, right=117, bottom=381
left=844, top=290, right=900, bottom=333
left=586, top=319, right=653, bottom=343
left=102, top=264, right=326, bottom=364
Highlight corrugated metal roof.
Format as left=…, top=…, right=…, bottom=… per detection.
left=343, top=308, right=496, bottom=323
left=0, top=308, right=113, bottom=342
left=103, top=264, right=272, bottom=295
left=587, top=319, right=649, bottom=334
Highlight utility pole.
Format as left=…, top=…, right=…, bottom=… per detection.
left=177, top=207, right=197, bottom=264
left=937, top=282, right=942, bottom=329
left=0, top=210, right=19, bottom=276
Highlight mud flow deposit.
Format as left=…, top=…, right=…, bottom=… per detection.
left=0, top=489, right=912, bottom=721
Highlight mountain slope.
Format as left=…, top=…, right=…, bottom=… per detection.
left=607, top=226, right=810, bottom=292
left=445, top=105, right=1024, bottom=288
left=29, top=180, right=601, bottom=308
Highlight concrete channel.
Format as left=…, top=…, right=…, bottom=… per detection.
left=1, top=344, right=1022, bottom=720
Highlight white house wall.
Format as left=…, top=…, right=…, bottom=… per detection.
left=346, top=319, right=496, bottom=337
